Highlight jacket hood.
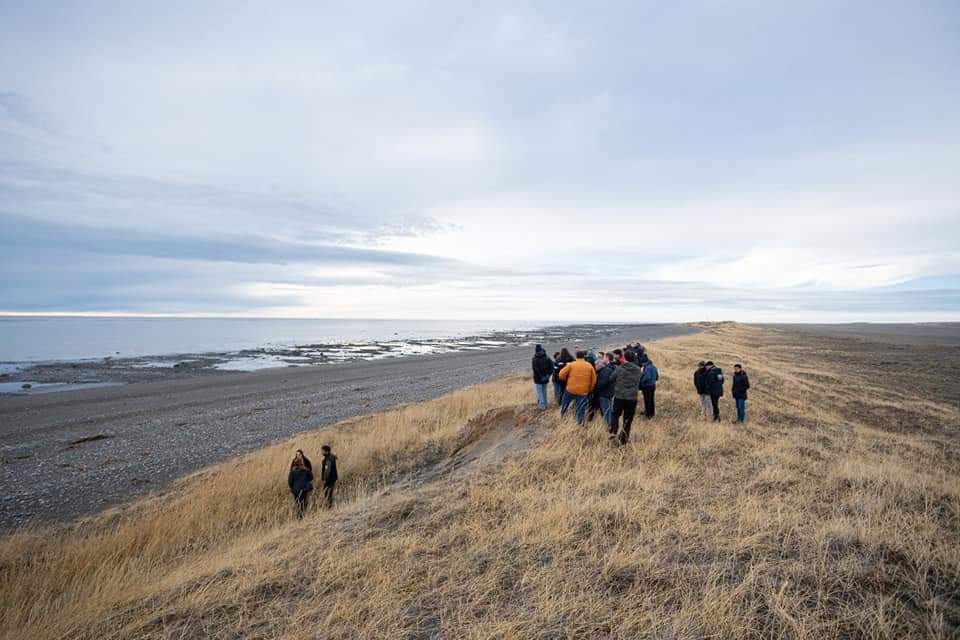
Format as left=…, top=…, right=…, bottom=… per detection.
left=534, top=345, right=546, bottom=355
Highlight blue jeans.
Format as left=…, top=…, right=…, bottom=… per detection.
left=735, top=398, right=746, bottom=422
left=560, top=391, right=589, bottom=425
left=534, top=382, right=549, bottom=409
left=598, top=396, right=613, bottom=428
left=552, top=379, right=563, bottom=405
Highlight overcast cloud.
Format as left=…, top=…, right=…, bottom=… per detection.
left=1, top=1, right=958, bottom=320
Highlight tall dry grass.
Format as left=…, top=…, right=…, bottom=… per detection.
left=1, top=324, right=957, bottom=639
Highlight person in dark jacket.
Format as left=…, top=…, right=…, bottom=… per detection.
left=531, top=344, right=554, bottom=410
left=693, top=361, right=711, bottom=418
left=320, top=444, right=338, bottom=508
left=608, top=350, right=642, bottom=444
left=704, top=361, right=724, bottom=422
left=594, top=353, right=617, bottom=427
left=552, top=347, right=574, bottom=406
left=731, top=364, right=750, bottom=423
left=288, top=453, right=314, bottom=518
left=639, top=359, right=659, bottom=418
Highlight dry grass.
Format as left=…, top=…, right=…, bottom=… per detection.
left=1, top=324, right=958, bottom=639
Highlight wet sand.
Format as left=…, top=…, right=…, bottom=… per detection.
left=0, top=323, right=696, bottom=530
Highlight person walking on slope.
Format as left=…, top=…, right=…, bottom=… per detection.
left=639, top=358, right=659, bottom=418
left=288, top=452, right=314, bottom=518
left=693, top=361, right=711, bottom=418
left=531, top=344, right=554, bottom=410
left=558, top=350, right=597, bottom=426
left=594, top=353, right=617, bottom=427
left=704, top=361, right=724, bottom=422
left=608, top=350, right=642, bottom=444
left=731, top=364, right=751, bottom=423
left=320, top=445, right=338, bottom=508
left=552, top=348, right=574, bottom=406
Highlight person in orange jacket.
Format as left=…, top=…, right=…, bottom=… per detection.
left=558, top=350, right=598, bottom=425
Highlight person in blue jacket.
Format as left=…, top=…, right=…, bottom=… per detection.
left=731, top=363, right=751, bottom=423
left=639, top=358, right=659, bottom=418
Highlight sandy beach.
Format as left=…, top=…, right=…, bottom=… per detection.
left=0, top=323, right=696, bottom=530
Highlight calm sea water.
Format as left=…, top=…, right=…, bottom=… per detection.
left=0, top=317, right=549, bottom=362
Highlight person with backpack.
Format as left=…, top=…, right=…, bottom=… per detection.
left=558, top=350, right=597, bottom=426
left=639, top=358, right=659, bottom=418
left=608, top=350, right=642, bottom=444
left=552, top=348, right=574, bottom=406
left=531, top=344, right=554, bottom=410
left=288, top=451, right=314, bottom=518
left=693, top=361, right=711, bottom=418
left=704, top=361, right=724, bottom=422
left=731, top=364, right=751, bottom=423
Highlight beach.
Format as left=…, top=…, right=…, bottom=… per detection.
left=0, top=323, right=695, bottom=530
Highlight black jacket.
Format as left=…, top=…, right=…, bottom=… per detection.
left=532, top=351, right=554, bottom=384
left=321, top=453, right=338, bottom=485
left=288, top=467, right=313, bottom=496
left=595, top=364, right=616, bottom=398
left=693, top=367, right=707, bottom=394
left=732, top=371, right=750, bottom=399
left=705, top=367, right=724, bottom=397
left=552, top=355, right=573, bottom=382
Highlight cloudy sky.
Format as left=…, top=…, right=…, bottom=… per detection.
left=1, top=1, right=958, bottom=321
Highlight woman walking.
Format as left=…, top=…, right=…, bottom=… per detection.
left=288, top=451, right=314, bottom=518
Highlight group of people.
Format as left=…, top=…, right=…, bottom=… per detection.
left=287, top=445, right=339, bottom=518
left=692, top=360, right=751, bottom=423
left=533, top=342, right=752, bottom=444
left=533, top=342, right=659, bottom=445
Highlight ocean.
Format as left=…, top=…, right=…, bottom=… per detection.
left=0, top=317, right=552, bottom=363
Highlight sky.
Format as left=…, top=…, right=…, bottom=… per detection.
left=1, top=0, right=959, bottom=321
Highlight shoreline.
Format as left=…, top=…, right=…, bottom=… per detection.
left=0, top=323, right=697, bottom=531
left=0, top=322, right=652, bottom=394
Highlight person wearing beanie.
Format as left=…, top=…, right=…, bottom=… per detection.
left=531, top=344, right=554, bottom=410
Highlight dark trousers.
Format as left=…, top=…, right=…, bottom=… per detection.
left=710, top=394, right=721, bottom=421
left=641, top=386, right=655, bottom=418
left=323, top=482, right=336, bottom=508
left=295, top=489, right=311, bottom=518
left=612, top=398, right=638, bottom=442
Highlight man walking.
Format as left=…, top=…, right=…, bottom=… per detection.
left=531, top=344, right=554, bottom=410
left=320, top=444, right=338, bottom=508
left=694, top=361, right=711, bottom=418
left=609, top=350, right=642, bottom=444
left=731, top=364, right=751, bottom=423
left=558, top=350, right=597, bottom=426
left=639, top=358, right=659, bottom=418
left=704, top=361, right=724, bottom=422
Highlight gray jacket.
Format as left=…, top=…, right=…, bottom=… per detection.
left=610, top=361, right=642, bottom=400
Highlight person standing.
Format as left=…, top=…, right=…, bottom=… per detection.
left=609, top=350, right=642, bottom=444
left=552, top=348, right=574, bottom=406
left=639, top=358, right=659, bottom=418
left=320, top=444, right=338, bottom=508
left=693, top=361, right=711, bottom=418
left=704, top=361, right=724, bottom=422
left=531, top=344, right=554, bottom=410
left=288, top=453, right=314, bottom=518
left=594, top=353, right=617, bottom=427
left=731, top=364, right=751, bottom=423
left=558, top=350, right=597, bottom=426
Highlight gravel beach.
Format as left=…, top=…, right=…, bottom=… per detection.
left=0, top=323, right=696, bottom=530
